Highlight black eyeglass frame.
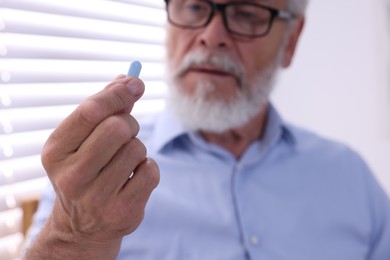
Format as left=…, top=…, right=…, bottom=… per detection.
left=164, top=0, right=296, bottom=38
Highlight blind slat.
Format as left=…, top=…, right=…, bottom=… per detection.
left=2, top=33, right=165, bottom=61
left=0, top=130, right=51, bottom=160
left=0, top=178, right=48, bottom=212
left=1, top=8, right=166, bottom=44
left=0, top=106, right=73, bottom=134
left=111, top=0, right=164, bottom=9
left=0, top=209, right=22, bottom=237
left=0, top=155, right=45, bottom=186
left=0, top=100, right=165, bottom=160
left=1, top=81, right=167, bottom=109
left=0, top=59, right=165, bottom=83
left=1, top=96, right=166, bottom=135
left=0, top=233, right=24, bottom=259
left=1, top=0, right=166, bottom=26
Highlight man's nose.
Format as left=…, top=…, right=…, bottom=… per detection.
left=198, top=12, right=233, bottom=49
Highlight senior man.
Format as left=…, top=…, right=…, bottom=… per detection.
left=25, top=0, right=390, bottom=259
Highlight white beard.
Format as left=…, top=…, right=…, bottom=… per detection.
left=165, top=49, right=283, bottom=133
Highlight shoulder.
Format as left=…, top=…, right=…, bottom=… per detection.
left=283, top=123, right=390, bottom=209
left=277, top=123, right=379, bottom=189
left=285, top=125, right=390, bottom=256
left=285, top=123, right=367, bottom=168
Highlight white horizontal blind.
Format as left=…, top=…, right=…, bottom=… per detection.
left=0, top=0, right=167, bottom=258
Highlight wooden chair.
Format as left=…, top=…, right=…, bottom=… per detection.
left=21, top=197, right=39, bottom=236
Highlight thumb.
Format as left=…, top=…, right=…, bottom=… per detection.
left=44, top=78, right=145, bottom=159
left=98, top=77, right=145, bottom=114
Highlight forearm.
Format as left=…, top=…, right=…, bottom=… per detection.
left=23, top=215, right=122, bottom=260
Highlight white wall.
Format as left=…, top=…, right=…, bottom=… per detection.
left=271, top=0, right=390, bottom=195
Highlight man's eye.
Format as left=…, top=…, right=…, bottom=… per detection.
left=234, top=10, right=256, bottom=20
left=185, top=3, right=207, bottom=13
left=232, top=8, right=269, bottom=24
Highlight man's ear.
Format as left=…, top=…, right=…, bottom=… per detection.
left=282, top=17, right=305, bottom=68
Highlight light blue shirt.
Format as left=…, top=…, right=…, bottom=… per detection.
left=31, top=105, right=390, bottom=260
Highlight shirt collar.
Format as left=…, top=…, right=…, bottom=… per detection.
left=264, top=104, right=296, bottom=147
left=151, top=103, right=296, bottom=154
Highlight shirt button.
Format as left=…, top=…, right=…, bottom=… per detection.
left=236, top=162, right=243, bottom=171
left=250, top=235, right=260, bottom=246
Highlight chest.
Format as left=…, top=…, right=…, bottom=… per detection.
left=117, top=155, right=371, bottom=260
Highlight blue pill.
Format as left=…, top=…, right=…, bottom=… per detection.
left=127, top=60, right=142, bottom=78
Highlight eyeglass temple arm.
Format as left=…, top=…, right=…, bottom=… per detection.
left=277, top=10, right=296, bottom=20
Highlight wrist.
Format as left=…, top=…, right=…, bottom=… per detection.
left=23, top=215, right=122, bottom=260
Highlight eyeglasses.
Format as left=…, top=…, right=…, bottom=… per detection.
left=164, top=0, right=296, bottom=38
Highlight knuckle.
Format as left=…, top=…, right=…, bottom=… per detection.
left=41, top=132, right=62, bottom=165
left=41, top=142, right=54, bottom=169
left=103, top=116, right=130, bottom=138
left=41, top=137, right=66, bottom=173
left=144, top=158, right=160, bottom=188
left=111, top=201, right=145, bottom=233
left=130, top=210, right=145, bottom=229
left=101, top=115, right=140, bottom=140
left=129, top=115, right=140, bottom=135
left=78, top=99, right=104, bottom=129
left=122, top=211, right=145, bottom=235
left=97, top=83, right=132, bottom=112
left=76, top=84, right=135, bottom=132
left=127, top=138, right=147, bottom=158
left=55, top=164, right=83, bottom=196
left=150, top=165, right=160, bottom=188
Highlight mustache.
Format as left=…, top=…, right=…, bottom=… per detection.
left=173, top=50, right=245, bottom=86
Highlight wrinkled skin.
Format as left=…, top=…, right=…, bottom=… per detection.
left=24, top=76, right=160, bottom=260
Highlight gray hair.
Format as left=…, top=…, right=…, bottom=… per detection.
left=287, top=0, right=309, bottom=16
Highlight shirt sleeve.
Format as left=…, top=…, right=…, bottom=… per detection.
left=366, top=173, right=390, bottom=259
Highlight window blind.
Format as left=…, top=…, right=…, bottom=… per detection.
left=0, top=0, right=167, bottom=258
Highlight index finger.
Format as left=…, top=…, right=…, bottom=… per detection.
left=45, top=78, right=145, bottom=161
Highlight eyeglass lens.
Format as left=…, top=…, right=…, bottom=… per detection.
left=167, top=0, right=274, bottom=37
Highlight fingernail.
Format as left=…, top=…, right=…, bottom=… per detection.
left=127, top=80, right=143, bottom=96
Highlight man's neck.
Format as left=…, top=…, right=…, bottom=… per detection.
left=200, top=105, right=269, bottom=159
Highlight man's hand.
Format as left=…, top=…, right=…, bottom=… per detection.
left=24, top=76, right=160, bottom=259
